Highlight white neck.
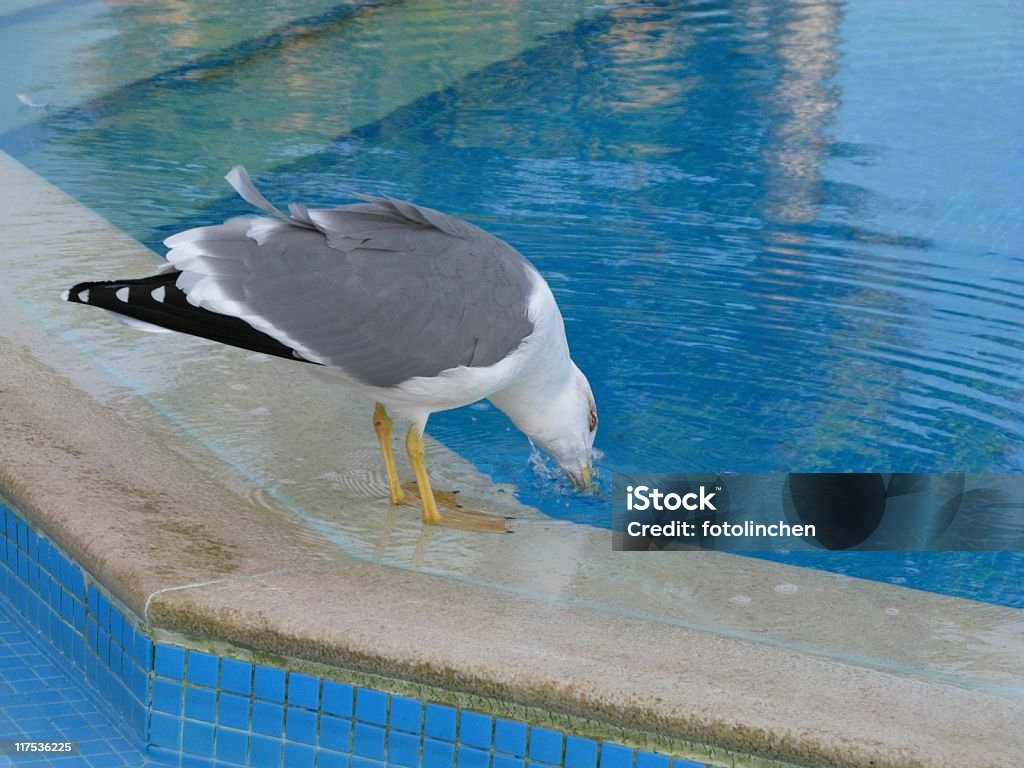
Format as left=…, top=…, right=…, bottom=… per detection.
left=488, top=275, right=576, bottom=440
left=489, top=354, right=576, bottom=439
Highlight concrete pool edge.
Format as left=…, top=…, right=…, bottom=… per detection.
left=1, top=151, right=1023, bottom=768
left=3, top=500, right=1022, bottom=768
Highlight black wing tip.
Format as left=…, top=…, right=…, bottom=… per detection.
left=62, top=271, right=321, bottom=366
left=64, top=273, right=183, bottom=305
left=63, top=280, right=105, bottom=304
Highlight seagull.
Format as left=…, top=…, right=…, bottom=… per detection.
left=64, top=167, right=597, bottom=532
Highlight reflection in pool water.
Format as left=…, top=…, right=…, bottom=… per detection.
left=2, top=0, right=1022, bottom=605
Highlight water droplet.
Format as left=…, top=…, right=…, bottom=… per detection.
left=729, top=595, right=752, bottom=605
left=885, top=607, right=900, bottom=616
left=774, top=583, right=798, bottom=595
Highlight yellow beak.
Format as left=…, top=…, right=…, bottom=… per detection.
left=568, top=465, right=593, bottom=490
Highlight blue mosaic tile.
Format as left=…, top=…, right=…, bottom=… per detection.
left=152, top=679, right=183, bottom=715
left=150, top=746, right=180, bottom=764
left=424, top=738, right=457, bottom=768
left=319, top=752, right=351, bottom=768
left=460, top=711, right=493, bottom=749
left=183, top=720, right=215, bottom=757
left=72, top=599, right=85, bottom=633
left=185, top=685, right=217, bottom=723
left=390, top=695, right=423, bottom=734
left=131, top=663, right=148, bottom=703
left=60, top=591, right=74, bottom=623
left=221, top=657, right=252, bottom=696
left=130, top=697, right=149, bottom=740
left=253, top=699, right=285, bottom=737
left=600, top=743, right=634, bottom=768
left=285, top=742, right=317, bottom=768
left=636, top=752, right=670, bottom=768
left=355, top=686, right=388, bottom=725
left=566, top=736, right=599, bottom=768
left=250, top=735, right=283, bottom=765
left=181, top=755, right=216, bottom=768
left=155, top=643, right=186, bottom=679
left=389, top=730, right=420, bottom=768
left=529, top=727, right=564, bottom=764
left=353, top=722, right=387, bottom=760
left=72, top=632, right=85, bottom=668
left=320, top=713, right=353, bottom=753
left=151, top=711, right=182, bottom=748
left=352, top=758, right=385, bottom=768
left=129, top=624, right=144, bottom=657
left=216, top=726, right=249, bottom=764
left=255, top=664, right=286, bottom=702
left=286, top=707, right=317, bottom=744
left=459, top=745, right=491, bottom=768
left=109, top=645, right=123, bottom=684
left=134, top=632, right=153, bottom=669
left=121, top=623, right=135, bottom=657
left=68, top=566, right=86, bottom=602
left=495, top=719, right=528, bottom=757
left=425, top=703, right=458, bottom=742
left=323, top=679, right=354, bottom=717
left=187, top=650, right=219, bottom=688
left=37, top=537, right=49, bottom=570
left=219, top=690, right=251, bottom=730
left=109, top=605, right=123, bottom=647
left=289, top=671, right=320, bottom=710
left=96, top=591, right=111, bottom=632
left=17, top=519, right=28, bottom=551
left=97, top=629, right=110, bottom=666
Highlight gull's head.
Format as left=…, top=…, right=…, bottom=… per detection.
left=527, top=363, right=598, bottom=489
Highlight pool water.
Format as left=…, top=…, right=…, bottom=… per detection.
left=2, top=1, right=1022, bottom=604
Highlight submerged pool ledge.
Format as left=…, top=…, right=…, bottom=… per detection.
left=1, top=151, right=1023, bottom=768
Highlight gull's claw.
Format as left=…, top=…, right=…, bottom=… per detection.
left=401, top=482, right=510, bottom=533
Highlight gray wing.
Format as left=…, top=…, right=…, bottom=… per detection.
left=165, top=171, right=536, bottom=389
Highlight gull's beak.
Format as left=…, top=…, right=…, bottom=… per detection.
left=567, top=464, right=593, bottom=490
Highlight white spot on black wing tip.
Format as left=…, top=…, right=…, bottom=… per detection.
left=80, top=288, right=90, bottom=303
left=115, top=287, right=130, bottom=302
left=152, top=286, right=166, bottom=303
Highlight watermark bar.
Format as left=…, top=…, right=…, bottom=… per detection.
left=612, top=473, right=1024, bottom=551
left=0, top=740, right=80, bottom=756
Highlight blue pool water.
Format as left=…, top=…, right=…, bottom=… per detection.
left=1, top=1, right=1022, bottom=605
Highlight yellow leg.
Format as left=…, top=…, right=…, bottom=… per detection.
left=405, top=425, right=443, bottom=525
left=373, top=403, right=405, bottom=505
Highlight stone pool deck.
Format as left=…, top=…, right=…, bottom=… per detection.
left=1, top=151, right=1022, bottom=768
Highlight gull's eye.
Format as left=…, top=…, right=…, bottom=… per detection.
left=589, top=409, right=598, bottom=433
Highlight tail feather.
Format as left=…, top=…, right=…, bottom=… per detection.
left=64, top=271, right=318, bottom=364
